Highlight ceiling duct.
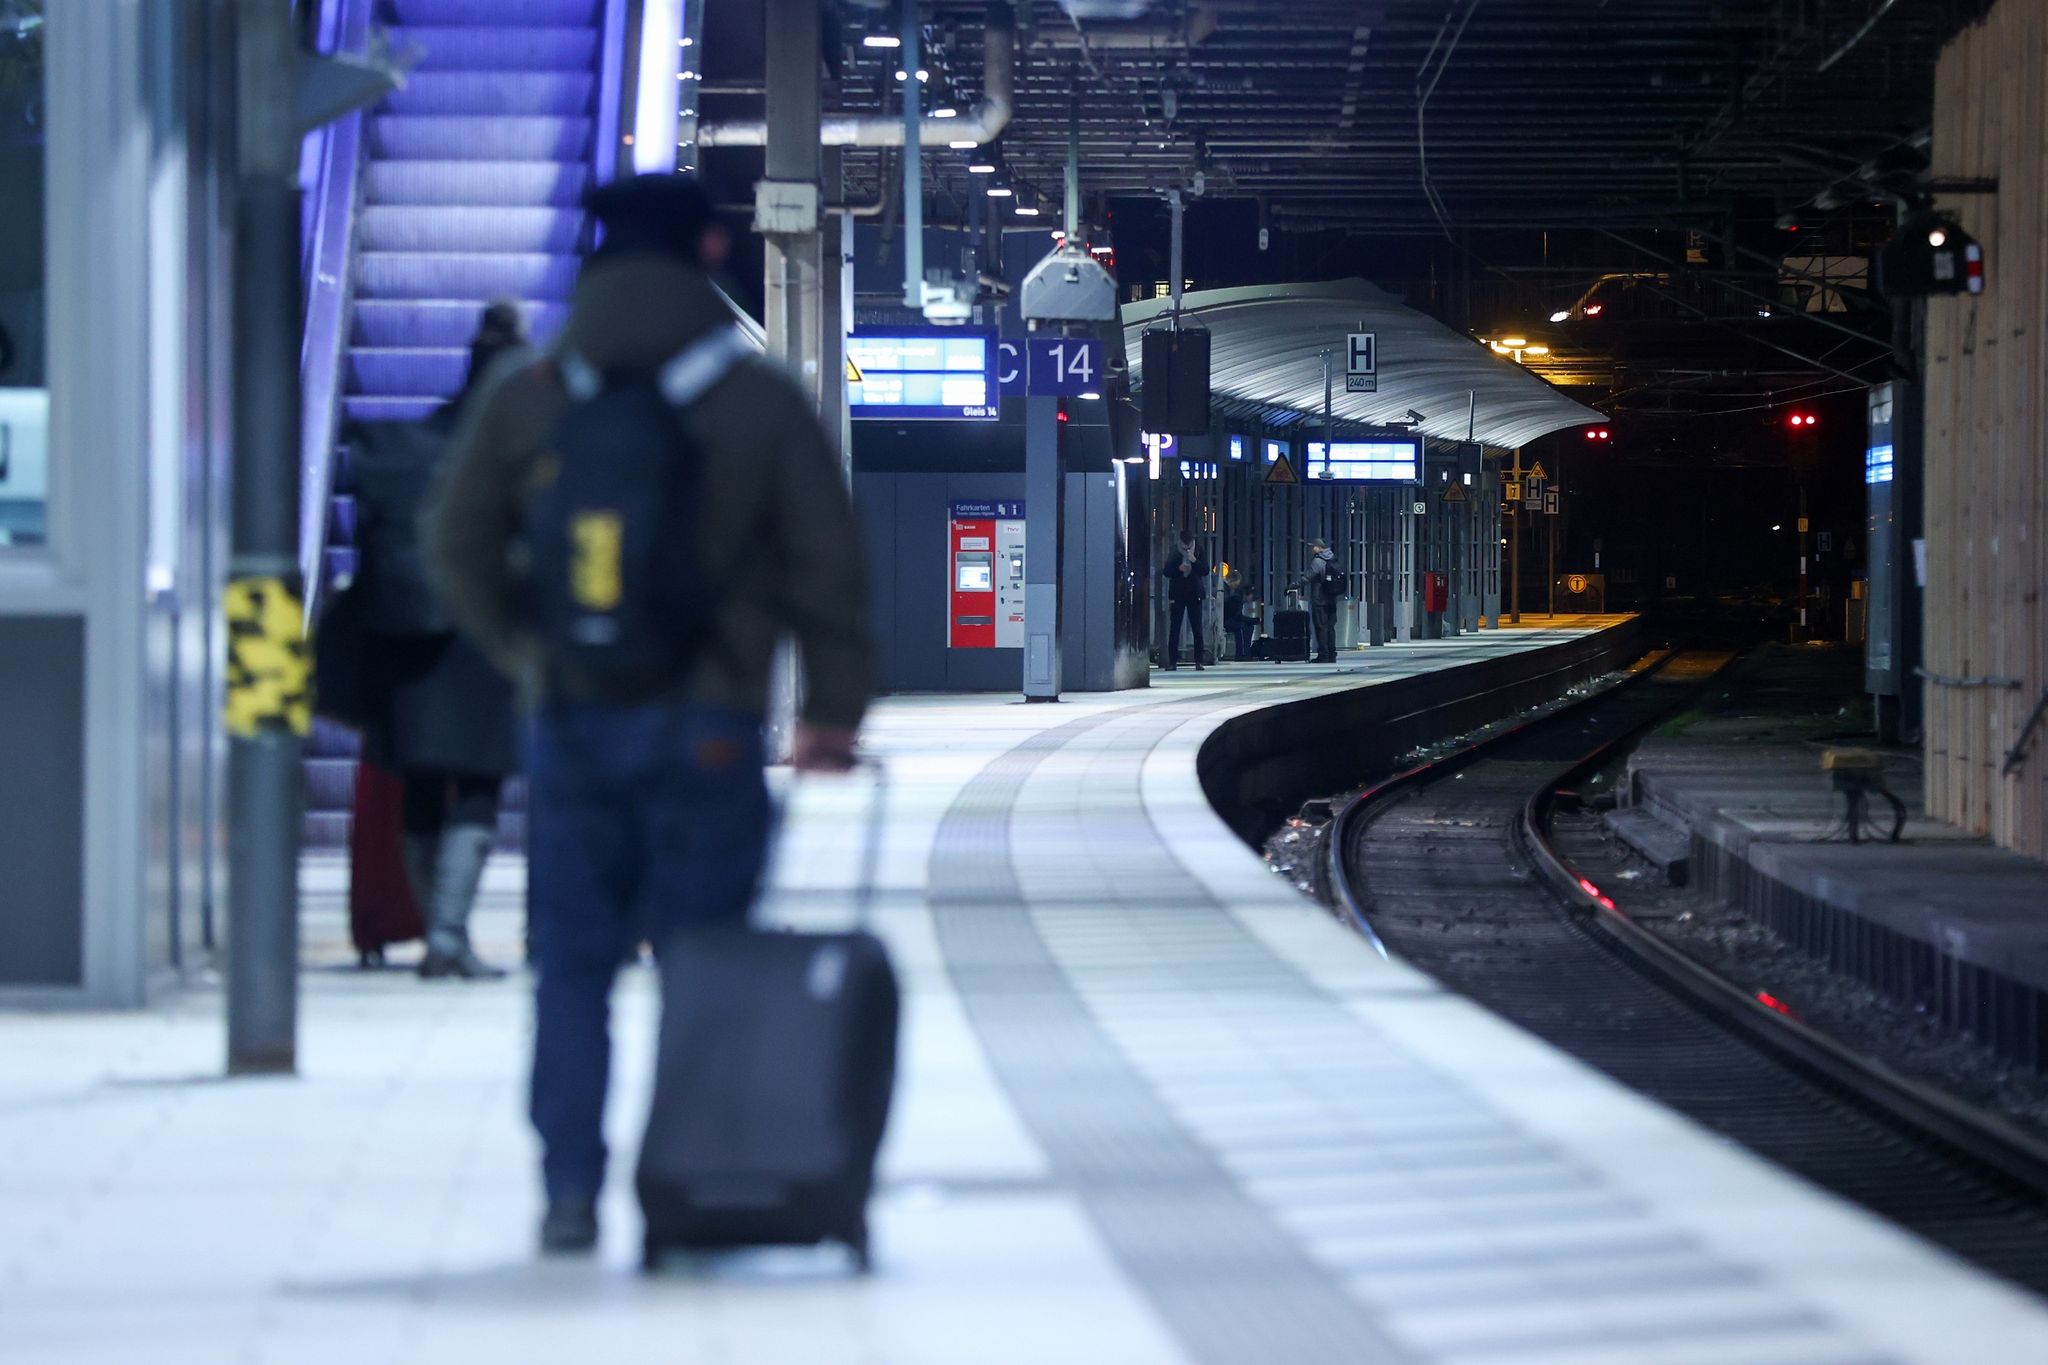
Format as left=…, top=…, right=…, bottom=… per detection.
left=1036, top=3, right=1217, bottom=49
left=699, top=3, right=1012, bottom=148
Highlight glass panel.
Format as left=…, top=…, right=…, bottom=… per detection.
left=0, top=1, right=47, bottom=547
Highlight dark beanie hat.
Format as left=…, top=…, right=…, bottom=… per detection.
left=585, top=173, right=717, bottom=260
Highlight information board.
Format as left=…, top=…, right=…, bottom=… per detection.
left=850, top=330, right=999, bottom=420
left=1299, top=439, right=1419, bottom=482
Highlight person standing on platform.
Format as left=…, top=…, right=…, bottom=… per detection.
left=1220, top=577, right=1253, bottom=663
left=424, top=173, right=874, bottom=1255
left=1307, top=538, right=1340, bottom=663
left=1161, top=530, right=1211, bottom=670
left=352, top=301, right=528, bottom=980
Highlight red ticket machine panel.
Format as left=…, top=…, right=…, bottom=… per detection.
left=948, top=500, right=1025, bottom=649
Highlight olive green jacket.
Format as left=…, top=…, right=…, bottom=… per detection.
left=422, top=254, right=873, bottom=729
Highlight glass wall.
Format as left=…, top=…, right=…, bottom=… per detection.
left=0, top=1, right=46, bottom=546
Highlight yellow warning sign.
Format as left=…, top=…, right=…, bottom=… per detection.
left=1264, top=453, right=1300, bottom=486
left=1442, top=480, right=1468, bottom=503
left=1528, top=461, right=1548, bottom=480
left=224, top=577, right=311, bottom=739
left=846, top=356, right=864, bottom=384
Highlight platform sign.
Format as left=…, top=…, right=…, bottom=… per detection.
left=1545, top=489, right=1559, bottom=515
left=948, top=500, right=1026, bottom=648
left=996, top=339, right=1025, bottom=397
left=850, top=328, right=999, bottom=420
left=1345, top=331, right=1378, bottom=394
left=1026, top=337, right=1103, bottom=396
left=1526, top=475, right=1546, bottom=503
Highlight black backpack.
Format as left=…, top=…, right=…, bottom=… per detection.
left=1318, top=562, right=1347, bottom=600
left=523, top=328, right=752, bottom=699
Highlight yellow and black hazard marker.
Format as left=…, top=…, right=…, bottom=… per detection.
left=224, top=576, right=312, bottom=739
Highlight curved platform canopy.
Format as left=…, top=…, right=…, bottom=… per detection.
left=1122, top=280, right=1602, bottom=451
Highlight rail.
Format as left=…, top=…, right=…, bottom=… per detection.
left=1324, top=641, right=2048, bottom=1199
left=1517, top=699, right=2048, bottom=1193
left=297, top=0, right=375, bottom=618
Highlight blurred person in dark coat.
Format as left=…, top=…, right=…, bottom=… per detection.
left=351, top=302, right=526, bottom=980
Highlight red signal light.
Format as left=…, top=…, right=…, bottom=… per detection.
left=1785, top=412, right=1818, bottom=429
left=1583, top=427, right=1611, bottom=441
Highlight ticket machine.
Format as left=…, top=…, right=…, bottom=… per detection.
left=949, top=500, right=1026, bottom=649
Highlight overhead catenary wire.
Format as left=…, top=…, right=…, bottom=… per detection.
left=1415, top=0, right=1482, bottom=243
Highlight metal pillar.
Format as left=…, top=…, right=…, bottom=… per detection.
left=821, top=146, right=850, bottom=480
left=762, top=0, right=825, bottom=755
left=1509, top=448, right=1523, bottom=624
left=226, top=0, right=306, bottom=1075
left=900, top=7, right=923, bottom=308
left=1796, top=481, right=1809, bottom=641
left=1024, top=397, right=1064, bottom=699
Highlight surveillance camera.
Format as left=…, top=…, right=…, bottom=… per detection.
left=1406, top=409, right=1426, bottom=425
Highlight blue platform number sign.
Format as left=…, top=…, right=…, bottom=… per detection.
left=996, top=339, right=1026, bottom=398
left=1026, top=337, right=1104, bottom=396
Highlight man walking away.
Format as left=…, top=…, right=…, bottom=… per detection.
left=1307, top=538, right=1340, bottom=663
left=424, top=173, right=874, bottom=1255
left=1162, top=531, right=1210, bottom=670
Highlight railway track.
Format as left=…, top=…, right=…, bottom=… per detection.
left=1329, top=649, right=2048, bottom=1297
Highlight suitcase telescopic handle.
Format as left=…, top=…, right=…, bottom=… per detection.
left=776, top=754, right=887, bottom=931
left=848, top=755, right=886, bottom=929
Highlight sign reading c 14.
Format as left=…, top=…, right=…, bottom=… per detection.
left=1026, top=337, right=1104, bottom=396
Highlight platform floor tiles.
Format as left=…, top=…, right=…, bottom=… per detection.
left=6, top=621, right=2048, bottom=1363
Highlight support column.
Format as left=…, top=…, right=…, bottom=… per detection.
left=226, top=0, right=305, bottom=1075
left=1024, top=397, right=1064, bottom=700
left=761, top=0, right=825, bottom=755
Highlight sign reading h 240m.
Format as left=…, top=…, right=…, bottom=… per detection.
left=1346, top=332, right=1378, bottom=394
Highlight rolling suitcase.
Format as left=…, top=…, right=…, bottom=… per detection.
left=1274, top=608, right=1311, bottom=662
left=348, top=759, right=425, bottom=965
left=636, top=760, right=899, bottom=1272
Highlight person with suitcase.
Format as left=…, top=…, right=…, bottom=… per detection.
left=424, top=174, right=876, bottom=1257
left=348, top=302, right=527, bottom=978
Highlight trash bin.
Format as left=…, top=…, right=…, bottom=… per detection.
left=1336, top=598, right=1360, bottom=649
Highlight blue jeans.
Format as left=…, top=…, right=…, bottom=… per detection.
left=525, top=699, right=772, bottom=1201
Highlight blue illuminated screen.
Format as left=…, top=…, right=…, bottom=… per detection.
left=1865, top=443, right=1895, bottom=484
left=849, top=332, right=997, bottom=420
left=1300, top=441, right=1421, bottom=481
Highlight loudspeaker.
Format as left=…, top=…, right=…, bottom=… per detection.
left=1141, top=327, right=1211, bottom=434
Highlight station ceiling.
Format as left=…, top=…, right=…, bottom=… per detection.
left=1122, top=281, right=1603, bottom=449
left=805, top=0, right=1990, bottom=232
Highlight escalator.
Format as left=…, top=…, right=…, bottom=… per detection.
left=302, top=0, right=619, bottom=848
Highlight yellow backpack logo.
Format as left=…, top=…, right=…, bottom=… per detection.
left=570, top=511, right=624, bottom=611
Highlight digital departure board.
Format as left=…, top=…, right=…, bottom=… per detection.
left=848, top=329, right=999, bottom=421
left=1299, top=440, right=1421, bottom=482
